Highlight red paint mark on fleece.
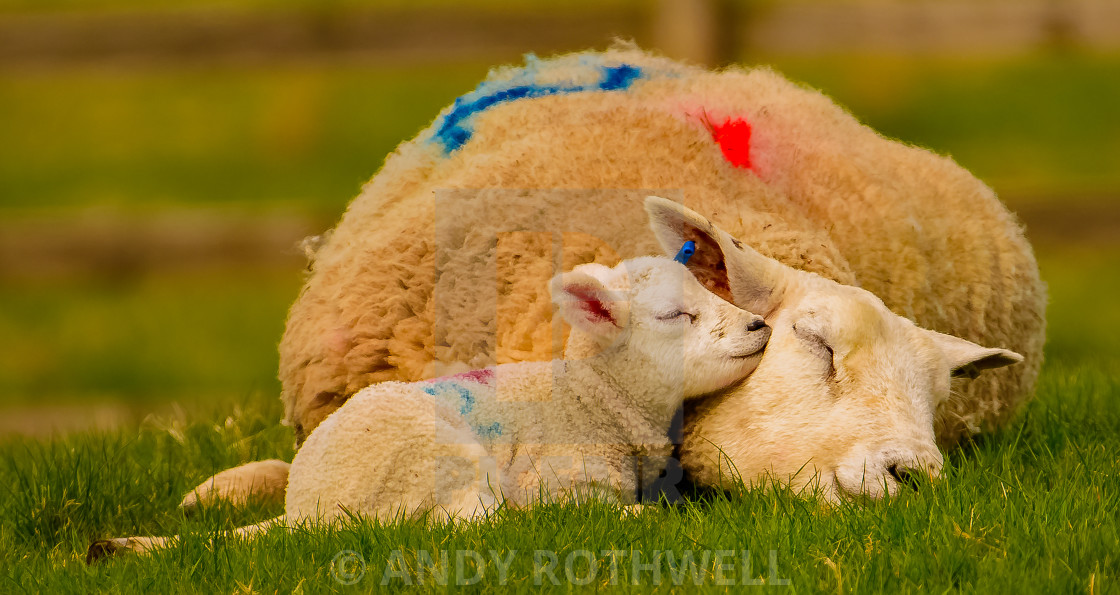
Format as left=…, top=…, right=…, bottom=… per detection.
left=700, top=112, right=753, bottom=169
left=451, top=369, right=494, bottom=384
left=567, top=285, right=617, bottom=326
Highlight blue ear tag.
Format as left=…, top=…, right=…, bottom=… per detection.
left=673, top=241, right=696, bottom=265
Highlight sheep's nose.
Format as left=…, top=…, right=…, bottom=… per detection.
left=746, top=318, right=767, bottom=332
left=886, top=457, right=942, bottom=489
left=887, top=463, right=918, bottom=488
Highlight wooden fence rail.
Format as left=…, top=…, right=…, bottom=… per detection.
left=0, top=0, right=1117, bottom=70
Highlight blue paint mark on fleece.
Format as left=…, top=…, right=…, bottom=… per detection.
left=599, top=64, right=643, bottom=90
left=475, top=422, right=503, bottom=440
left=422, top=382, right=474, bottom=416
left=421, top=380, right=502, bottom=439
left=432, top=63, right=644, bottom=154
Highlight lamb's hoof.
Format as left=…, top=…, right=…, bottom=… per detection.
left=86, top=538, right=129, bottom=565
left=178, top=493, right=200, bottom=517
left=622, top=504, right=647, bottom=517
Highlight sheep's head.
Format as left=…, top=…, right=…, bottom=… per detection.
left=550, top=256, right=770, bottom=406
left=644, top=196, right=1022, bottom=501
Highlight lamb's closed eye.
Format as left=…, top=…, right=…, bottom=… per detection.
left=657, top=310, right=697, bottom=323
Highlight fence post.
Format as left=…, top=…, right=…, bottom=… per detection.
left=650, top=0, right=740, bottom=66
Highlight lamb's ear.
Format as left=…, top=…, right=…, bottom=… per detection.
left=550, top=269, right=629, bottom=344
left=568, top=262, right=619, bottom=287
left=644, top=195, right=786, bottom=315
left=925, top=330, right=1024, bottom=379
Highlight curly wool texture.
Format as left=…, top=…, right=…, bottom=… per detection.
left=279, top=46, right=1046, bottom=449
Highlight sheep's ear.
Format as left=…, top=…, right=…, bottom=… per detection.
left=550, top=269, right=628, bottom=344
left=644, top=195, right=786, bottom=316
left=925, top=330, right=1023, bottom=379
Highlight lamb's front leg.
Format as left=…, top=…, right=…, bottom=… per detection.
left=86, top=516, right=285, bottom=564
left=86, top=535, right=171, bottom=563
left=179, top=459, right=290, bottom=513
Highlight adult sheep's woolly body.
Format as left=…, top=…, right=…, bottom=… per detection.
left=279, top=46, right=1046, bottom=454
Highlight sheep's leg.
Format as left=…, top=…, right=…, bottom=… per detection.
left=180, top=460, right=290, bottom=513
left=85, top=535, right=172, bottom=563
left=228, top=515, right=285, bottom=538
left=622, top=504, right=649, bottom=516
left=86, top=516, right=285, bottom=564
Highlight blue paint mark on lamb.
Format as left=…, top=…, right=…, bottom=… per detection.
left=421, top=381, right=475, bottom=415
left=421, top=375, right=503, bottom=439
left=475, top=422, right=503, bottom=439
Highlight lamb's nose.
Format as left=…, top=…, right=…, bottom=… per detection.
left=746, top=318, right=766, bottom=332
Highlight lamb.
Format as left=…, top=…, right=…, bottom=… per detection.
left=89, top=254, right=770, bottom=559
left=286, top=255, right=769, bottom=520
left=187, top=44, right=1045, bottom=506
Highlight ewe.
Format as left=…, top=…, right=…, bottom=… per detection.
left=89, top=255, right=769, bottom=559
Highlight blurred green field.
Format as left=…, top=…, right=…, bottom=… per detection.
left=1037, top=248, right=1120, bottom=368
left=0, top=270, right=301, bottom=410
left=0, top=64, right=488, bottom=218
left=2, top=53, right=1119, bottom=218
left=775, top=53, right=1120, bottom=201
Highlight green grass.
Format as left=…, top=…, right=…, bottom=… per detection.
left=0, top=359, right=1116, bottom=592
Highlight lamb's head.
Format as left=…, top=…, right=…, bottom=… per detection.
left=550, top=257, right=771, bottom=405
left=644, top=196, right=1023, bottom=501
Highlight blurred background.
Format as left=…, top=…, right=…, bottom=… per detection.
left=1, top=0, right=1117, bottom=436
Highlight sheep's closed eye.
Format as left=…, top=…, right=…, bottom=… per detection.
left=657, top=310, right=697, bottom=323
left=793, top=323, right=836, bottom=377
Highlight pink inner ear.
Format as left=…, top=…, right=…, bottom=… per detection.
left=567, top=285, right=616, bottom=326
